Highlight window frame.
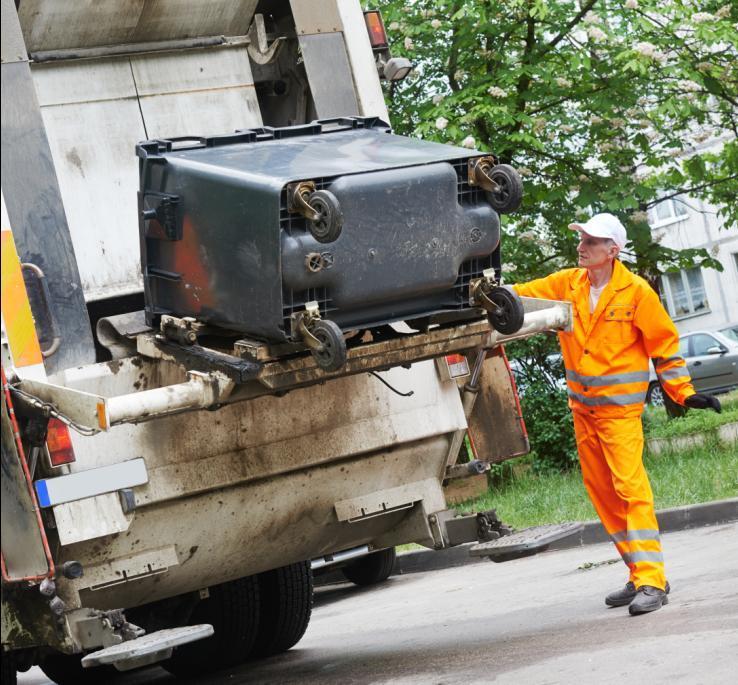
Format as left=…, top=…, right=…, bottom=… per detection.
left=648, top=196, right=689, bottom=228
left=660, top=267, right=710, bottom=321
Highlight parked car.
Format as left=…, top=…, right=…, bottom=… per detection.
left=646, top=326, right=738, bottom=405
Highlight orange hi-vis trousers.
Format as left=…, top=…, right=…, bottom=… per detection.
left=572, top=412, right=666, bottom=590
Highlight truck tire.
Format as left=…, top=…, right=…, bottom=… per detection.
left=252, top=561, right=313, bottom=657
left=1, top=650, right=16, bottom=685
left=38, top=653, right=119, bottom=685
left=163, top=575, right=260, bottom=677
left=342, top=547, right=397, bottom=586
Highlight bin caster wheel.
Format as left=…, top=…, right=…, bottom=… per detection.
left=310, top=319, right=347, bottom=371
left=484, top=164, right=523, bottom=214
left=308, top=190, right=343, bottom=243
left=486, top=287, right=525, bottom=335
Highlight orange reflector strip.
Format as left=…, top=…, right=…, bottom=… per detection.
left=46, top=418, right=76, bottom=466
left=96, top=400, right=108, bottom=431
left=445, top=354, right=466, bottom=365
left=364, top=11, right=388, bottom=49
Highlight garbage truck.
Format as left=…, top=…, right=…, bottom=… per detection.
left=1, top=2, right=578, bottom=683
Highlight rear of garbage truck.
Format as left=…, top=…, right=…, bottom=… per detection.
left=1, top=2, right=575, bottom=682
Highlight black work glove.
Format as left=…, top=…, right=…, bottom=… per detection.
left=684, top=393, right=722, bottom=413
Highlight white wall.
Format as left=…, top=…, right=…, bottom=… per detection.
left=651, top=195, right=738, bottom=334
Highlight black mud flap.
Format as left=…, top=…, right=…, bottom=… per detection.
left=469, top=522, right=583, bottom=563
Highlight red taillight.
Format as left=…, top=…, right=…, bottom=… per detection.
left=46, top=418, right=75, bottom=466
left=364, top=11, right=388, bottom=49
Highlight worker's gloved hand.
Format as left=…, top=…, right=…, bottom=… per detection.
left=684, top=393, right=722, bottom=413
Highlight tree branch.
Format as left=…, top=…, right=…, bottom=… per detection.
left=537, top=0, right=597, bottom=58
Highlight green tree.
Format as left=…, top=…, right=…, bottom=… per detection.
left=374, top=0, right=737, bottom=286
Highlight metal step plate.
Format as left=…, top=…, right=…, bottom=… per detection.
left=81, top=624, right=213, bottom=671
left=469, top=522, right=583, bottom=563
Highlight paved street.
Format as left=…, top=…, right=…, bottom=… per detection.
left=21, top=522, right=738, bottom=684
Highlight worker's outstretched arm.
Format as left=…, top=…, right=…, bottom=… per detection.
left=633, top=286, right=703, bottom=407
left=511, top=269, right=572, bottom=301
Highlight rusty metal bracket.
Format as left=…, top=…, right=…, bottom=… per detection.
left=291, top=301, right=325, bottom=353
left=468, top=268, right=499, bottom=311
left=287, top=181, right=321, bottom=222
left=468, top=156, right=500, bottom=193
left=160, top=315, right=198, bottom=346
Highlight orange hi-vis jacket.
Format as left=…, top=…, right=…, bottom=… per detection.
left=513, top=260, right=696, bottom=418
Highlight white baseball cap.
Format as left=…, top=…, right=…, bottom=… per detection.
left=568, top=213, right=627, bottom=250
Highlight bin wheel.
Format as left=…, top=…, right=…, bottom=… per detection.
left=486, top=287, right=525, bottom=335
left=310, top=319, right=347, bottom=371
left=308, top=190, right=343, bottom=243
left=484, top=164, right=523, bottom=214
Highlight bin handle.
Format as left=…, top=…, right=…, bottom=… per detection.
left=21, top=263, right=61, bottom=358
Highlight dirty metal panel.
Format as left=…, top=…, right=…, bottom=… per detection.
left=131, top=47, right=262, bottom=139
left=467, top=348, right=530, bottom=464
left=334, top=478, right=440, bottom=522
left=18, top=0, right=258, bottom=53
left=1, top=0, right=27, bottom=64
left=1, top=390, right=50, bottom=579
left=79, top=545, right=179, bottom=592
left=64, top=441, right=448, bottom=610
left=54, top=492, right=133, bottom=546
left=32, top=58, right=146, bottom=301
left=298, top=33, right=360, bottom=118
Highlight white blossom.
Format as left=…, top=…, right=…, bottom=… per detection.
left=575, top=207, right=589, bottom=218
left=487, top=85, right=508, bottom=98
left=653, top=230, right=666, bottom=244
left=517, top=167, right=534, bottom=176
left=519, top=230, right=537, bottom=242
left=578, top=174, right=590, bottom=182
left=435, top=117, right=448, bottom=130
left=631, top=210, right=648, bottom=224
left=696, top=62, right=713, bottom=72
left=454, top=69, right=467, bottom=82
left=634, top=41, right=656, bottom=57
left=404, top=36, right=414, bottom=50
left=591, top=115, right=603, bottom=124
left=431, top=19, right=442, bottom=29
left=555, top=77, right=572, bottom=88
left=502, top=263, right=518, bottom=272
left=691, top=12, right=715, bottom=23
left=533, top=117, right=546, bottom=132
left=584, top=12, right=602, bottom=24
left=625, top=0, right=639, bottom=9
left=389, top=21, right=400, bottom=31
left=461, top=135, right=476, bottom=149
left=693, top=130, right=711, bottom=143
left=679, top=79, right=701, bottom=92
left=587, top=26, right=607, bottom=42
left=611, top=118, right=626, bottom=128
left=599, top=142, right=614, bottom=152
left=716, top=5, right=731, bottom=19
left=432, top=94, right=445, bottom=105
left=561, top=124, right=574, bottom=133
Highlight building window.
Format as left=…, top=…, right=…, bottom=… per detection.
left=660, top=267, right=709, bottom=318
left=733, top=252, right=738, bottom=275
left=649, top=196, right=689, bottom=227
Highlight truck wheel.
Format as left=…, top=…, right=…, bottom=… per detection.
left=342, top=547, right=397, bottom=586
left=163, top=575, right=260, bottom=677
left=1, top=650, right=16, bottom=685
left=39, top=653, right=119, bottom=685
left=252, top=561, right=313, bottom=657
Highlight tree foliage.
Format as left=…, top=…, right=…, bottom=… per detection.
left=373, top=0, right=737, bottom=286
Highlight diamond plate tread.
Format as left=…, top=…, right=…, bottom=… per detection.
left=469, top=522, right=584, bottom=558
left=81, top=625, right=213, bottom=667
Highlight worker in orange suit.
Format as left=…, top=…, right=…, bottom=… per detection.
left=512, top=213, right=721, bottom=615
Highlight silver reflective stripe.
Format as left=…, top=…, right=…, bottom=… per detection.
left=622, top=551, right=664, bottom=564
left=654, top=355, right=685, bottom=370
left=611, top=529, right=660, bottom=543
left=658, top=366, right=691, bottom=382
left=568, top=390, right=647, bottom=406
left=566, top=369, right=650, bottom=387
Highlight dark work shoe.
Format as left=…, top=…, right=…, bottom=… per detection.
left=629, top=585, right=670, bottom=615
left=605, top=581, right=637, bottom=607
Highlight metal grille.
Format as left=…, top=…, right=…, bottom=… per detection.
left=280, top=160, right=498, bottom=331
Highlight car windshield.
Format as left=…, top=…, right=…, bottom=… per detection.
left=719, top=325, right=738, bottom=343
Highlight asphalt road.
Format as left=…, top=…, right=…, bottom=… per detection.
left=21, top=522, right=738, bottom=685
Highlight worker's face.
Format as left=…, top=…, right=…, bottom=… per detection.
left=576, top=231, right=619, bottom=268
